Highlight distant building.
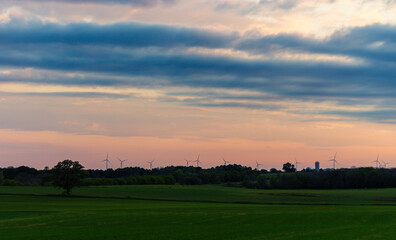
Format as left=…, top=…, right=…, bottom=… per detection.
left=315, top=161, right=320, bottom=172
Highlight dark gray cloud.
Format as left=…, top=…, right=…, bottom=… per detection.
left=321, top=109, right=396, bottom=124
left=259, top=0, right=299, bottom=9
left=0, top=69, right=153, bottom=87
left=187, top=101, right=282, bottom=110
left=1, top=43, right=394, bottom=95
left=214, top=2, right=240, bottom=11
left=1, top=39, right=396, bottom=103
left=0, top=44, right=361, bottom=84
left=237, top=24, right=396, bottom=64
left=0, top=21, right=235, bottom=48
left=3, top=21, right=396, bottom=122
left=215, top=0, right=304, bottom=15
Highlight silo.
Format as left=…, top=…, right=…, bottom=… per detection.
left=315, top=161, right=320, bottom=172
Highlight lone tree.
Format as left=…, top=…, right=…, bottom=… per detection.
left=282, top=162, right=296, bottom=173
left=52, top=160, right=87, bottom=196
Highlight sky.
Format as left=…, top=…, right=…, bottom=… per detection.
left=2, top=0, right=396, bottom=170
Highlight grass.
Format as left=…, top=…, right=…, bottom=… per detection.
left=2, top=185, right=396, bottom=205
left=1, top=185, right=396, bottom=239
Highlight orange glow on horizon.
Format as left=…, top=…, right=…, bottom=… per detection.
left=1, top=128, right=396, bottom=170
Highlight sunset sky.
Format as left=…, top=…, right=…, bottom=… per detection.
left=2, top=0, right=396, bottom=170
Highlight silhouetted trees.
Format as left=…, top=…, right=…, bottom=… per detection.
left=52, top=160, right=88, bottom=196
left=3, top=162, right=396, bottom=190
left=84, top=164, right=259, bottom=185
left=256, top=174, right=268, bottom=188
left=253, top=168, right=396, bottom=189
left=0, top=171, right=3, bottom=185
left=0, top=166, right=47, bottom=186
left=282, top=162, right=296, bottom=173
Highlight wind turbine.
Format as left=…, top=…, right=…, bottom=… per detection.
left=383, top=161, right=390, bottom=168
left=294, top=157, right=301, bottom=171
left=147, top=160, right=155, bottom=170
left=118, top=158, right=128, bottom=168
left=222, top=157, right=231, bottom=166
left=255, top=161, right=262, bottom=170
left=194, top=154, right=202, bottom=167
left=328, top=153, right=338, bottom=169
left=185, top=158, right=191, bottom=167
left=372, top=155, right=381, bottom=168
left=102, top=154, right=110, bottom=170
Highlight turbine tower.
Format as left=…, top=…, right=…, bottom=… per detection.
left=373, top=155, right=381, bottom=168
left=185, top=158, right=191, bottom=167
left=255, top=161, right=262, bottom=170
left=118, top=158, right=128, bottom=168
left=294, top=157, right=301, bottom=171
left=102, top=154, right=110, bottom=170
left=222, top=157, right=231, bottom=166
left=147, top=160, right=155, bottom=170
left=328, top=153, right=338, bottom=169
left=194, top=154, right=202, bottom=167
left=383, top=161, right=390, bottom=168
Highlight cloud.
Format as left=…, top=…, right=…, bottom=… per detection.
left=0, top=20, right=236, bottom=48
left=214, top=1, right=240, bottom=11
left=259, top=0, right=300, bottom=9
left=215, top=0, right=302, bottom=13
left=186, top=101, right=283, bottom=110
left=13, top=0, right=177, bottom=7
left=2, top=21, right=396, bottom=123
left=0, top=39, right=393, bottom=105
left=321, top=109, right=396, bottom=124
left=237, top=24, right=396, bottom=64
left=0, top=91, right=131, bottom=98
left=1, top=43, right=392, bottom=95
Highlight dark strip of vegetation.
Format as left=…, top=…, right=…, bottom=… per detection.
left=255, top=168, right=396, bottom=189
left=0, top=164, right=266, bottom=186
left=1, top=163, right=396, bottom=190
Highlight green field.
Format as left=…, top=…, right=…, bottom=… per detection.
left=1, top=185, right=396, bottom=239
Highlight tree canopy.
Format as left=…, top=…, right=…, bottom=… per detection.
left=0, top=171, right=4, bottom=185
left=282, top=162, right=296, bottom=173
left=52, top=160, right=87, bottom=196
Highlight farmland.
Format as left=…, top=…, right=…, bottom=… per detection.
left=1, top=185, right=396, bottom=239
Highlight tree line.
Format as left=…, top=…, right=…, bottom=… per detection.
left=0, top=163, right=265, bottom=186
left=1, top=161, right=396, bottom=191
